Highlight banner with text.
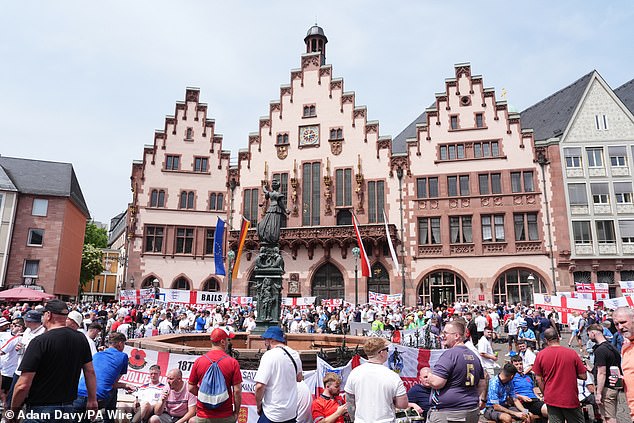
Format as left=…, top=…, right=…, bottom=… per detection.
left=120, top=289, right=155, bottom=305
left=620, top=281, right=634, bottom=294
left=368, top=291, right=402, bottom=307
left=574, top=283, right=609, bottom=300
left=158, top=289, right=227, bottom=306
left=603, top=294, right=634, bottom=309
left=533, top=294, right=594, bottom=324
left=282, top=297, right=316, bottom=307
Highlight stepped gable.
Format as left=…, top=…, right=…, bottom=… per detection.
left=520, top=71, right=594, bottom=142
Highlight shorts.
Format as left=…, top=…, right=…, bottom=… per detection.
left=156, top=413, right=182, bottom=423
left=521, top=398, right=545, bottom=416
left=598, top=387, right=619, bottom=420
left=1, top=375, right=12, bottom=392
left=484, top=406, right=520, bottom=421
left=427, top=407, right=480, bottom=423
left=508, top=334, right=517, bottom=345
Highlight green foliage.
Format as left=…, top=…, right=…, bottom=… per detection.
left=84, top=222, right=108, bottom=248
left=80, top=244, right=104, bottom=291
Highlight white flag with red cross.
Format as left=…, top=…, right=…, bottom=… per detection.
left=533, top=294, right=594, bottom=324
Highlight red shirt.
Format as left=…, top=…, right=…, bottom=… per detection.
left=311, top=394, right=345, bottom=423
left=533, top=345, right=586, bottom=408
left=188, top=349, right=242, bottom=418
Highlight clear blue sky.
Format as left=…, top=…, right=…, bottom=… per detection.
left=2, top=1, right=633, bottom=225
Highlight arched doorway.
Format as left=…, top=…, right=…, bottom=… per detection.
left=418, top=271, right=469, bottom=306
left=171, top=277, right=190, bottom=290
left=141, top=277, right=156, bottom=288
left=493, top=268, right=548, bottom=305
left=201, top=278, right=220, bottom=292
left=368, top=263, right=390, bottom=297
left=311, top=263, right=344, bottom=302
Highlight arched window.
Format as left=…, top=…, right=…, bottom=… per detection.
left=202, top=279, right=220, bottom=292
left=368, top=263, right=390, bottom=298
left=180, top=192, right=188, bottom=208
left=336, top=209, right=352, bottom=226
left=186, top=127, right=193, bottom=140
left=150, top=190, right=158, bottom=207
left=311, top=263, right=344, bottom=302
left=172, top=277, right=190, bottom=290
left=419, top=271, right=469, bottom=306
left=217, top=193, right=224, bottom=210
left=493, top=269, right=548, bottom=305
left=157, top=190, right=165, bottom=207
left=141, top=278, right=155, bottom=289
left=187, top=192, right=195, bottom=209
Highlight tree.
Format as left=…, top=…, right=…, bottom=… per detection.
left=84, top=222, right=108, bottom=248
left=79, top=243, right=104, bottom=294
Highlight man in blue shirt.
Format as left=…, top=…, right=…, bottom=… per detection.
left=510, top=355, right=548, bottom=419
left=518, top=322, right=537, bottom=350
left=484, top=363, right=530, bottom=422
left=74, top=332, right=134, bottom=422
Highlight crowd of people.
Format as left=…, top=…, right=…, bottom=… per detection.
left=0, top=297, right=631, bottom=423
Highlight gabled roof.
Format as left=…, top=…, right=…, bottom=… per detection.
left=520, top=71, right=594, bottom=142
left=0, top=156, right=90, bottom=217
left=615, top=78, right=634, bottom=115
left=392, top=111, right=426, bottom=154
left=0, top=166, right=17, bottom=192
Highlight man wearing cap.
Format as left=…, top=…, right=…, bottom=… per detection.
left=188, top=327, right=242, bottom=423
left=66, top=310, right=83, bottom=331
left=11, top=299, right=97, bottom=418
left=345, top=337, right=408, bottom=423
left=255, top=326, right=303, bottom=423
left=517, top=321, right=536, bottom=350
left=1, top=318, right=24, bottom=409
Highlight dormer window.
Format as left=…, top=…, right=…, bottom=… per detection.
left=185, top=127, right=194, bottom=140
left=303, top=105, right=316, bottom=118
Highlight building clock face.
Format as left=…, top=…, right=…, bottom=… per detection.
left=299, top=125, right=319, bottom=147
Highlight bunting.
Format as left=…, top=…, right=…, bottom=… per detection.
left=382, top=211, right=400, bottom=276
left=213, top=217, right=226, bottom=276
left=351, top=212, right=371, bottom=277
left=232, top=217, right=250, bottom=280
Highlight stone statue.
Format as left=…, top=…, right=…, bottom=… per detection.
left=257, top=179, right=290, bottom=246
left=255, top=277, right=281, bottom=321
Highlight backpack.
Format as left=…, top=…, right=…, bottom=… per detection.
left=198, top=354, right=229, bottom=409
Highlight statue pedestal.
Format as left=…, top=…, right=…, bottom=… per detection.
left=252, top=265, right=284, bottom=335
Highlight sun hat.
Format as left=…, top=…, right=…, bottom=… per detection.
left=261, top=326, right=286, bottom=343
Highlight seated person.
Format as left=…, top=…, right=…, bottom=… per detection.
left=517, top=340, right=536, bottom=375
left=312, top=372, right=348, bottom=423
left=484, top=363, right=531, bottom=422
left=510, top=356, right=547, bottom=420
left=406, top=368, right=432, bottom=420
left=517, top=322, right=537, bottom=350
left=132, top=364, right=167, bottom=423
left=150, top=369, right=196, bottom=423
left=578, top=367, right=600, bottom=423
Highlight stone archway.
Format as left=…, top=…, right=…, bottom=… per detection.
left=201, top=278, right=220, bottom=292
left=492, top=268, right=548, bottom=305
left=367, top=262, right=390, bottom=299
left=311, top=262, right=344, bottom=302
left=418, top=270, right=469, bottom=306
left=171, top=277, right=191, bottom=290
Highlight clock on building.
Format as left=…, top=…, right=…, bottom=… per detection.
left=298, top=125, right=320, bottom=147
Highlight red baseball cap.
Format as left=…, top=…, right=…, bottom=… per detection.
left=210, top=327, right=235, bottom=342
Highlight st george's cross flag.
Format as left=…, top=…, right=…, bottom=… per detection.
left=351, top=212, right=371, bottom=277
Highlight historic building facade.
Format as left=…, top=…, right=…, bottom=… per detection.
left=123, top=25, right=633, bottom=306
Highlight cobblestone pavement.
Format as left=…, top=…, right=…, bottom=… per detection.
left=486, top=335, right=631, bottom=422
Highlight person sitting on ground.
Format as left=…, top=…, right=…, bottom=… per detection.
left=517, top=322, right=537, bottom=350
left=132, top=364, right=166, bottom=423
left=510, top=355, right=548, bottom=420
left=406, top=367, right=432, bottom=420
left=311, top=372, right=348, bottom=423
left=150, top=368, right=196, bottom=423
left=484, top=363, right=531, bottom=422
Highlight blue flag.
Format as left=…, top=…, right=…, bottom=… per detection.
left=213, top=217, right=226, bottom=276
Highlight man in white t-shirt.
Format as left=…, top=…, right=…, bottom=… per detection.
left=477, top=328, right=498, bottom=377
left=506, top=313, right=519, bottom=355
left=474, top=311, right=488, bottom=341
left=255, top=326, right=303, bottom=423
left=489, top=310, right=501, bottom=341
left=517, top=340, right=536, bottom=374
left=345, top=337, right=408, bottom=423
left=568, top=311, right=582, bottom=348
left=1, top=318, right=24, bottom=408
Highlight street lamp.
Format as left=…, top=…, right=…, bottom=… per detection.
left=129, top=276, right=134, bottom=289
left=527, top=273, right=536, bottom=305
left=536, top=150, right=557, bottom=294
left=396, top=166, right=407, bottom=306
left=152, top=278, right=160, bottom=301
left=227, top=250, right=236, bottom=306
left=352, top=247, right=360, bottom=306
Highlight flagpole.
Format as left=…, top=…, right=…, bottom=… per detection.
left=396, top=166, right=407, bottom=307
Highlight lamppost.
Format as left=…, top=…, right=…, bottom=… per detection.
left=352, top=247, right=360, bottom=306
left=396, top=166, right=407, bottom=306
left=227, top=250, right=236, bottom=306
left=152, top=278, right=160, bottom=303
left=536, top=150, right=557, bottom=294
left=527, top=273, right=536, bottom=305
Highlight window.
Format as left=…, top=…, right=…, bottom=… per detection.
left=614, top=182, right=633, bottom=204
left=417, top=177, right=438, bottom=198
left=23, top=260, right=39, bottom=277
left=272, top=172, right=289, bottom=229
left=441, top=144, right=466, bottom=160
left=523, top=171, right=534, bottom=192
left=302, top=162, right=321, bottom=226
left=511, top=171, right=534, bottom=193
left=185, top=127, right=193, bottom=140
left=209, top=193, right=224, bottom=210
left=514, top=213, right=539, bottom=241
left=459, top=175, right=470, bottom=196
left=511, top=172, right=521, bottom=193
left=205, top=229, right=214, bottom=255
left=596, top=220, right=616, bottom=243
left=368, top=180, right=385, bottom=223
left=180, top=191, right=195, bottom=209
left=448, top=176, right=458, bottom=197
left=568, top=184, right=588, bottom=205
left=595, top=114, right=609, bottom=130
left=572, top=221, right=592, bottom=244
left=335, top=169, right=352, bottom=207
left=194, top=157, right=208, bottom=172
left=276, top=133, right=289, bottom=145
left=482, top=215, right=505, bottom=242
left=474, top=141, right=499, bottom=158
left=608, top=146, right=627, bottom=167
left=27, top=229, right=44, bottom=246
left=493, top=269, right=548, bottom=305
left=165, top=155, right=180, bottom=170
left=150, top=190, right=166, bottom=207
left=591, top=183, right=610, bottom=204
left=587, top=148, right=604, bottom=167
left=491, top=173, right=502, bottom=194
left=564, top=147, right=582, bottom=168
left=243, top=188, right=259, bottom=226
left=144, top=226, right=164, bottom=253
left=475, top=113, right=484, bottom=128
left=449, top=216, right=473, bottom=243
left=440, top=146, right=447, bottom=160
left=450, top=116, right=458, bottom=130
left=479, top=174, right=489, bottom=195
left=32, top=199, right=48, bottom=216
left=619, top=221, right=634, bottom=243
left=418, top=217, right=441, bottom=245
left=329, top=128, right=343, bottom=140
left=175, top=228, right=194, bottom=254
left=303, top=105, right=316, bottom=117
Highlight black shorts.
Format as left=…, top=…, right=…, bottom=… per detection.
left=522, top=399, right=545, bottom=416
left=2, top=375, right=12, bottom=392
left=508, top=334, right=517, bottom=345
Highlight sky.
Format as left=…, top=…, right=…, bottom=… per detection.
left=2, top=1, right=633, bottom=227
